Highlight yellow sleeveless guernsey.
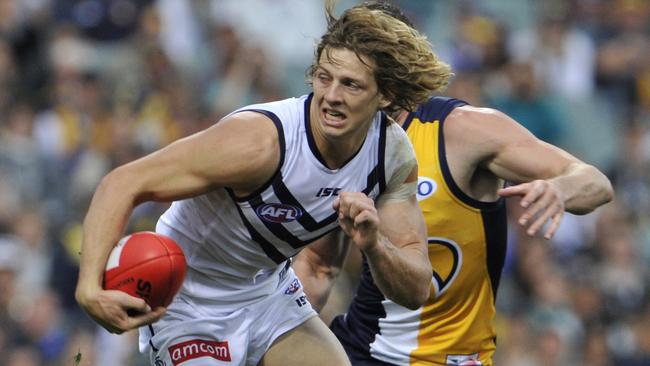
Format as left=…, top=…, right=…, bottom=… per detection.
left=331, top=97, right=507, bottom=366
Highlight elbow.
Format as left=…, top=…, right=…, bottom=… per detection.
left=602, top=179, right=614, bottom=205
left=406, top=287, right=431, bottom=310
left=567, top=167, right=614, bottom=215
left=397, top=285, right=430, bottom=310
left=391, top=273, right=431, bottom=310
left=400, top=256, right=433, bottom=310
left=413, top=277, right=432, bottom=308
left=592, top=166, right=614, bottom=206
left=98, top=166, right=145, bottom=204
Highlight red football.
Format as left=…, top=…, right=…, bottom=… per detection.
left=103, top=231, right=186, bottom=309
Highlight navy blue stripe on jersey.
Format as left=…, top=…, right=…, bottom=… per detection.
left=362, top=165, right=380, bottom=196
left=226, top=188, right=288, bottom=264
left=377, top=113, right=387, bottom=194
left=233, top=179, right=341, bottom=253
left=253, top=210, right=309, bottom=249
left=431, top=98, right=506, bottom=210
left=148, top=325, right=159, bottom=352
left=330, top=256, right=386, bottom=359
left=246, top=186, right=337, bottom=249
left=481, top=200, right=508, bottom=300
left=304, top=93, right=329, bottom=167
left=230, top=109, right=285, bottom=203
left=271, top=176, right=339, bottom=231
left=402, top=96, right=467, bottom=130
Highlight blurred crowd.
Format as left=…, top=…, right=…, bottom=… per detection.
left=0, top=0, right=648, bottom=365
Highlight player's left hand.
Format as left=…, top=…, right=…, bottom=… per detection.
left=333, top=192, right=379, bottom=251
left=497, top=180, right=565, bottom=239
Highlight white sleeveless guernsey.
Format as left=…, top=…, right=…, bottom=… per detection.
left=156, top=93, right=415, bottom=307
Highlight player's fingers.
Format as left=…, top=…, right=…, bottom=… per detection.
left=338, top=216, right=354, bottom=233
left=115, top=292, right=152, bottom=313
left=497, top=183, right=529, bottom=198
left=353, top=210, right=378, bottom=229
left=130, top=307, right=167, bottom=328
left=92, top=316, right=124, bottom=335
left=519, top=192, right=552, bottom=226
left=519, top=182, right=559, bottom=224
left=332, top=198, right=340, bottom=211
left=340, top=198, right=373, bottom=220
left=525, top=203, right=560, bottom=236
left=518, top=182, right=547, bottom=209
left=336, top=195, right=353, bottom=217
left=543, top=212, right=564, bottom=240
left=98, top=311, right=130, bottom=334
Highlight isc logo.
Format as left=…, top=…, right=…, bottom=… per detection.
left=316, top=187, right=341, bottom=197
left=256, top=203, right=303, bottom=223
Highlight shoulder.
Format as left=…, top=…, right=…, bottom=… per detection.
left=385, top=121, right=414, bottom=159
left=234, top=95, right=306, bottom=126
left=447, top=105, right=506, bottom=125
left=384, top=121, right=417, bottom=185
left=207, top=111, right=282, bottom=192
left=445, top=105, right=536, bottom=145
left=217, top=111, right=281, bottom=148
left=442, top=104, right=540, bottom=168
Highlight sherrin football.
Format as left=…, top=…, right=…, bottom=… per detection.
left=103, top=231, right=186, bottom=309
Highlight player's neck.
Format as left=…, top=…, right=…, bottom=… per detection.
left=309, top=105, right=368, bottom=169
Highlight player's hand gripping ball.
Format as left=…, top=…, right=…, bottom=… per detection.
left=103, top=232, right=186, bottom=309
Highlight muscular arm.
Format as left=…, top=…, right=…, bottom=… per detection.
left=446, top=106, right=613, bottom=237
left=336, top=166, right=430, bottom=310
left=292, top=230, right=349, bottom=312
left=75, top=112, right=280, bottom=333
left=366, top=171, right=430, bottom=309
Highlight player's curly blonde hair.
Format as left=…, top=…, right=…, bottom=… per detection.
left=308, top=1, right=453, bottom=112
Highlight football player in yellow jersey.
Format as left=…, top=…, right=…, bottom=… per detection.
left=293, top=2, right=614, bottom=365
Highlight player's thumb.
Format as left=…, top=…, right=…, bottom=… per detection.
left=132, top=307, right=167, bottom=328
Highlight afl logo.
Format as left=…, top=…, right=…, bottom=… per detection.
left=417, top=176, right=437, bottom=201
left=256, top=203, right=303, bottom=223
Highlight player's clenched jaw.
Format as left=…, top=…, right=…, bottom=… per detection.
left=310, top=47, right=390, bottom=151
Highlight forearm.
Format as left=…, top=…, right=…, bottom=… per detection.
left=363, top=234, right=431, bottom=310
left=549, top=162, right=613, bottom=215
left=293, top=233, right=349, bottom=312
left=76, top=170, right=139, bottom=301
left=292, top=256, right=341, bottom=312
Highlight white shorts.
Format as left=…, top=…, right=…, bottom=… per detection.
left=139, top=267, right=317, bottom=366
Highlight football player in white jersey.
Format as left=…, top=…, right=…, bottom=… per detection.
left=75, top=2, right=453, bottom=365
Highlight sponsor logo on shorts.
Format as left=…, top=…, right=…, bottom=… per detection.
left=256, top=203, right=303, bottom=223
left=168, top=339, right=231, bottom=365
left=284, top=278, right=301, bottom=294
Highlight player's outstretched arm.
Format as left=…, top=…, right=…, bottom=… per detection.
left=75, top=112, right=280, bottom=333
left=335, top=166, right=431, bottom=310
left=447, top=106, right=613, bottom=239
left=292, top=230, right=349, bottom=312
